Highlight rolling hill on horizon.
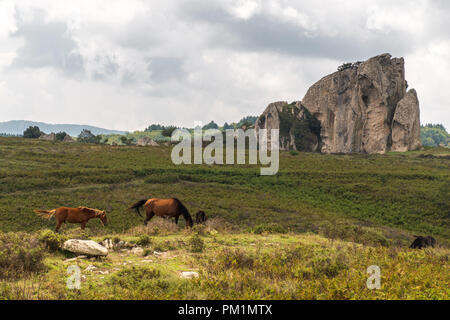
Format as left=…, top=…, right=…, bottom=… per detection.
left=0, top=120, right=126, bottom=137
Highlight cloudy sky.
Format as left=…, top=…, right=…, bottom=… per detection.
left=0, top=0, right=449, bottom=131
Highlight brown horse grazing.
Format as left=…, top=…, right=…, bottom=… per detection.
left=34, top=207, right=107, bottom=232
left=129, top=198, right=193, bottom=228
left=196, top=211, right=207, bottom=224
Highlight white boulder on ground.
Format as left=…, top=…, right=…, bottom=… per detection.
left=180, top=271, right=199, bottom=279
left=62, top=239, right=109, bottom=256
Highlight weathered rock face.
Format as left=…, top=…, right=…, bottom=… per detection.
left=255, top=101, right=322, bottom=152
left=63, top=135, right=74, bottom=143
left=391, top=89, right=421, bottom=152
left=300, top=53, right=421, bottom=154
left=62, top=239, right=108, bottom=256
left=137, top=136, right=159, bottom=146
left=39, top=133, right=56, bottom=141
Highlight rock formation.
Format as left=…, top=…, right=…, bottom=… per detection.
left=255, top=53, right=421, bottom=154
left=39, top=133, right=56, bottom=141
left=391, top=89, right=421, bottom=152
left=137, top=136, right=159, bottom=146
left=255, top=101, right=321, bottom=152
left=63, top=135, right=74, bottom=143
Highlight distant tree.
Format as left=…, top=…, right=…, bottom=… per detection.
left=162, top=126, right=178, bottom=137
left=55, top=132, right=68, bottom=141
left=203, top=121, right=219, bottom=130
left=223, top=122, right=234, bottom=130
left=420, top=124, right=449, bottom=147
left=237, top=116, right=258, bottom=128
left=23, top=126, right=42, bottom=139
left=78, top=129, right=101, bottom=144
left=120, top=136, right=135, bottom=145
left=145, top=124, right=164, bottom=132
left=337, top=61, right=362, bottom=72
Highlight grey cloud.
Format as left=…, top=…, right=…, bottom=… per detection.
left=147, top=57, right=185, bottom=82
left=11, top=14, right=84, bottom=76
left=179, top=1, right=419, bottom=61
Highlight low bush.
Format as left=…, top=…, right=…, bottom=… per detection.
left=38, top=230, right=67, bottom=252
left=0, top=232, right=46, bottom=279
left=128, top=218, right=178, bottom=236
left=188, top=234, right=205, bottom=253
left=136, top=235, right=152, bottom=247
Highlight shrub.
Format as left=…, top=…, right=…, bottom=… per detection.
left=289, top=150, right=299, bottom=156
left=127, top=217, right=178, bottom=236
left=23, top=126, right=42, bottom=139
left=55, top=132, right=68, bottom=141
left=0, top=232, right=46, bottom=279
left=109, top=266, right=161, bottom=289
left=137, top=235, right=152, bottom=247
left=77, top=129, right=101, bottom=144
left=251, top=223, right=287, bottom=234
left=188, top=234, right=205, bottom=253
left=162, top=126, right=178, bottom=137
left=38, top=230, right=67, bottom=252
left=215, top=248, right=255, bottom=270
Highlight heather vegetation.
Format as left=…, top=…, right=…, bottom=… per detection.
left=0, top=136, right=448, bottom=299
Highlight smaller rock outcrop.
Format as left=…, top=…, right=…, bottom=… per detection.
left=137, top=136, right=159, bottom=146
left=39, top=133, right=56, bottom=141
left=255, top=101, right=321, bottom=152
left=391, top=89, right=421, bottom=152
left=62, top=239, right=108, bottom=256
left=63, top=135, right=75, bottom=143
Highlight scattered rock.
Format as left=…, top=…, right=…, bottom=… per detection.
left=131, top=247, right=144, bottom=255
left=100, top=239, right=114, bottom=250
left=62, top=239, right=108, bottom=256
left=137, top=136, right=159, bottom=146
left=180, top=271, right=199, bottom=279
left=39, top=133, right=56, bottom=141
left=63, top=135, right=74, bottom=143
left=85, top=265, right=97, bottom=272
left=97, top=270, right=109, bottom=275
left=141, top=259, right=153, bottom=263
left=153, top=251, right=164, bottom=256
left=63, top=255, right=87, bottom=263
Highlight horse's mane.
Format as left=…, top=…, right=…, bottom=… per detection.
left=173, top=198, right=192, bottom=223
left=78, top=206, right=103, bottom=215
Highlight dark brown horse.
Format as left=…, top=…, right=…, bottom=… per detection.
left=34, top=207, right=107, bottom=232
left=129, top=198, right=193, bottom=228
left=196, top=211, right=207, bottom=224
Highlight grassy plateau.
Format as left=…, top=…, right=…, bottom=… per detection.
left=0, top=137, right=448, bottom=299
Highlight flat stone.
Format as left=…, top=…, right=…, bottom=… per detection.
left=180, top=271, right=199, bottom=279
left=62, top=239, right=108, bottom=256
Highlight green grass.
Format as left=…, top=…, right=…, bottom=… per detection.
left=0, top=137, right=448, bottom=300
left=0, top=137, right=448, bottom=245
left=0, top=230, right=448, bottom=300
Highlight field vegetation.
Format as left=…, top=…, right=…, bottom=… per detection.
left=0, top=137, right=448, bottom=299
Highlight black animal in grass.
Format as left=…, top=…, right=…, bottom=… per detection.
left=410, top=236, right=436, bottom=249
left=195, top=211, right=207, bottom=224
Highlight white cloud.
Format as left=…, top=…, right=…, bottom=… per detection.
left=0, top=0, right=449, bottom=130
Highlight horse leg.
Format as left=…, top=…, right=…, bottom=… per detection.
left=81, top=221, right=87, bottom=230
left=144, top=211, right=154, bottom=226
left=55, top=221, right=63, bottom=233
left=175, top=215, right=179, bottom=225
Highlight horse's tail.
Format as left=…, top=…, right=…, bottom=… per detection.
left=173, top=198, right=193, bottom=227
left=129, top=199, right=147, bottom=217
left=34, top=209, right=56, bottom=219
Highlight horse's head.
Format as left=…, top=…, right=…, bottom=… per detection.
left=99, top=211, right=108, bottom=226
